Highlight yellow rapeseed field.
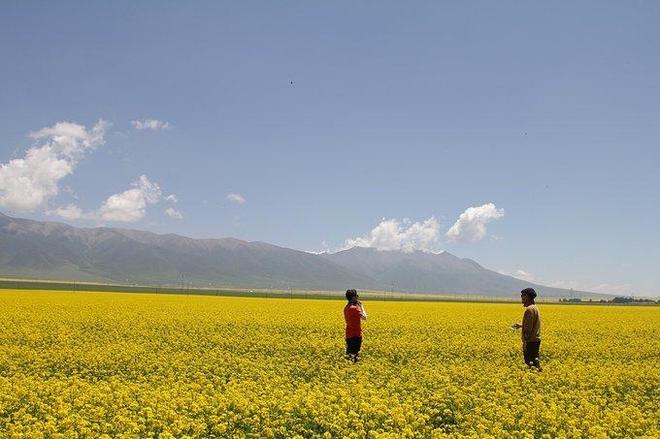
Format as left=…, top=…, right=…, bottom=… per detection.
left=0, top=290, right=658, bottom=438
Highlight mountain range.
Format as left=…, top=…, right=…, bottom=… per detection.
left=0, top=212, right=599, bottom=297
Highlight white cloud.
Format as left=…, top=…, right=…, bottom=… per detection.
left=165, top=207, right=183, bottom=220
left=227, top=193, right=246, bottom=205
left=131, top=119, right=170, bottom=130
left=508, top=269, right=538, bottom=283
left=343, top=217, right=440, bottom=252
left=0, top=120, right=108, bottom=212
left=45, top=176, right=170, bottom=224
left=446, top=203, right=504, bottom=243
left=48, top=204, right=83, bottom=220
left=94, top=175, right=162, bottom=222
left=165, top=194, right=178, bottom=203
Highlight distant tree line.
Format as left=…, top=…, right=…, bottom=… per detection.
left=559, top=297, right=659, bottom=304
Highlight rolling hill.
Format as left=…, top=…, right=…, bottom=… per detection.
left=0, top=212, right=598, bottom=297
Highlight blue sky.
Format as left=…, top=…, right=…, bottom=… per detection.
left=1, top=2, right=659, bottom=296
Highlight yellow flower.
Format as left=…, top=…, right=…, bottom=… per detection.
left=0, top=290, right=657, bottom=437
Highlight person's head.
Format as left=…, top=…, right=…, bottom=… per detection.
left=345, top=289, right=358, bottom=303
left=520, top=288, right=537, bottom=306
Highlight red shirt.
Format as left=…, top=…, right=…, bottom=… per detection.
left=344, top=303, right=363, bottom=338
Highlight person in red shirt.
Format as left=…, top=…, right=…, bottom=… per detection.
left=344, top=289, right=367, bottom=363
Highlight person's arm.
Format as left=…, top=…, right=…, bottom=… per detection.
left=521, top=308, right=534, bottom=341
left=358, top=301, right=368, bottom=320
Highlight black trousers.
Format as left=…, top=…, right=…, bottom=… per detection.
left=346, top=336, right=362, bottom=355
left=523, top=341, right=541, bottom=367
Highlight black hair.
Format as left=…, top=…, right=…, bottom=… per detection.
left=521, top=288, right=537, bottom=301
left=345, top=289, right=358, bottom=301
